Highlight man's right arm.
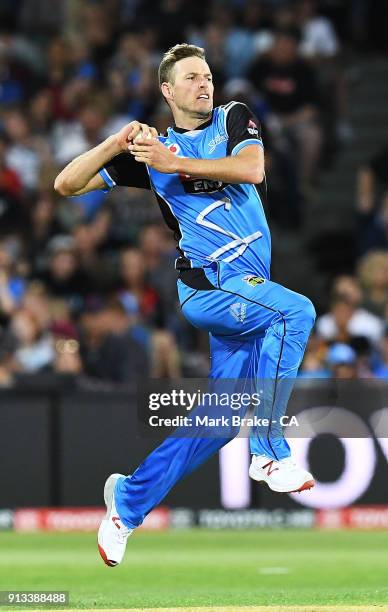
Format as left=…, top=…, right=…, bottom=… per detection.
left=54, top=135, right=121, bottom=196
left=54, top=121, right=157, bottom=196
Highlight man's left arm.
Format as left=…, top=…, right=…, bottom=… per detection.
left=129, top=103, right=265, bottom=184
left=175, top=144, right=264, bottom=184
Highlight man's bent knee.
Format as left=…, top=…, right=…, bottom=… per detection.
left=287, top=294, right=316, bottom=333
left=303, top=297, right=316, bottom=330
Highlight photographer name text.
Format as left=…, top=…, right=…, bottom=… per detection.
left=148, top=415, right=299, bottom=427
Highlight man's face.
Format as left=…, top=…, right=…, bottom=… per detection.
left=162, top=56, right=214, bottom=119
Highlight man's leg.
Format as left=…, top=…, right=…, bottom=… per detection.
left=211, top=263, right=316, bottom=461
left=115, top=332, right=258, bottom=529
left=111, top=262, right=316, bottom=527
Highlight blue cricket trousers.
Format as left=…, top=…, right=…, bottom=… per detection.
left=116, top=261, right=316, bottom=528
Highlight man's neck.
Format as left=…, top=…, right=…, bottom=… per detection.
left=172, top=111, right=212, bottom=131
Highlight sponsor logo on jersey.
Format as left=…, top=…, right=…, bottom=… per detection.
left=229, top=302, right=247, bottom=323
left=179, top=176, right=229, bottom=194
left=247, top=119, right=259, bottom=136
left=243, top=275, right=266, bottom=286
left=166, top=142, right=181, bottom=155
left=208, top=133, right=227, bottom=154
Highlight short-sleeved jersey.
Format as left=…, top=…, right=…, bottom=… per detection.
left=100, top=101, right=271, bottom=278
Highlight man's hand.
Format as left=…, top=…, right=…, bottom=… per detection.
left=54, top=120, right=159, bottom=196
left=128, top=139, right=178, bottom=173
left=115, top=121, right=159, bottom=152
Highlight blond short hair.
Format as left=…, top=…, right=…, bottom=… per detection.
left=158, top=43, right=206, bottom=87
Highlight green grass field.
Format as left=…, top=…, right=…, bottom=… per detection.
left=0, top=530, right=387, bottom=610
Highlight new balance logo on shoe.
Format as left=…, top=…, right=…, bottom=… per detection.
left=249, top=455, right=315, bottom=493
left=262, top=460, right=279, bottom=476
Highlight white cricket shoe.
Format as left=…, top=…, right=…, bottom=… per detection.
left=249, top=455, right=315, bottom=493
left=97, top=473, right=133, bottom=567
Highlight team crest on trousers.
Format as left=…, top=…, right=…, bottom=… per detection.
left=243, top=275, right=266, bottom=287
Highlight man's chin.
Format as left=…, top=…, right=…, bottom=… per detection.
left=176, top=102, right=213, bottom=120
left=192, top=107, right=213, bottom=119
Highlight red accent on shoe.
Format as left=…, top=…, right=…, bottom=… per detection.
left=290, top=479, right=315, bottom=493
left=112, top=516, right=121, bottom=530
left=98, top=543, right=117, bottom=567
left=262, top=460, right=279, bottom=476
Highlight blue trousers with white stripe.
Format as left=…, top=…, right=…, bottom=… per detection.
left=115, top=261, right=315, bottom=528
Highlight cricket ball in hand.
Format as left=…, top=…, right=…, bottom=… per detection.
left=133, top=130, right=154, bottom=143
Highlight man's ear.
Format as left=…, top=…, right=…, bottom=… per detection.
left=161, top=82, right=173, bottom=102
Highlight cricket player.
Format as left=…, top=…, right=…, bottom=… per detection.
left=55, top=44, right=316, bottom=567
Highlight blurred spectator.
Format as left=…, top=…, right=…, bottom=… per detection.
left=317, top=295, right=354, bottom=344
left=0, top=135, right=23, bottom=200
left=189, top=20, right=227, bottom=88
left=301, top=337, right=375, bottom=379
left=349, top=335, right=375, bottom=378
left=119, top=247, right=166, bottom=329
left=0, top=239, right=26, bottom=321
left=10, top=307, right=54, bottom=372
left=52, top=96, right=110, bottom=165
left=149, top=101, right=173, bottom=135
left=76, top=3, right=116, bottom=66
left=0, top=34, right=37, bottom=106
left=326, top=342, right=358, bottom=379
left=296, top=0, right=351, bottom=145
left=107, top=32, right=155, bottom=122
left=316, top=275, right=384, bottom=346
left=105, top=185, right=160, bottom=246
left=80, top=299, right=150, bottom=384
left=357, top=145, right=388, bottom=256
left=299, top=331, right=329, bottom=377
left=0, top=136, right=27, bottom=236
left=248, top=27, right=323, bottom=189
left=66, top=33, right=97, bottom=84
left=138, top=224, right=178, bottom=322
left=118, top=247, right=181, bottom=377
left=29, top=88, right=55, bottom=137
left=72, top=218, right=112, bottom=291
left=37, top=235, right=92, bottom=312
left=374, top=327, right=388, bottom=379
left=357, top=251, right=388, bottom=319
left=3, top=108, right=49, bottom=192
left=27, top=195, right=62, bottom=269
left=297, top=0, right=339, bottom=59
left=0, top=329, right=17, bottom=387
left=21, top=281, right=52, bottom=332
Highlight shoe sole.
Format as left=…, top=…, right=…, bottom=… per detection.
left=289, top=479, right=315, bottom=493
left=249, top=469, right=315, bottom=494
left=98, top=473, right=124, bottom=567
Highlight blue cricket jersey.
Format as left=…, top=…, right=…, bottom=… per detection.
left=100, top=101, right=271, bottom=278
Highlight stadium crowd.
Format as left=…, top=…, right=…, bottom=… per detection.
left=0, top=0, right=387, bottom=385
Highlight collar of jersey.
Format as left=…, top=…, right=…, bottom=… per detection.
left=171, top=112, right=213, bottom=134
